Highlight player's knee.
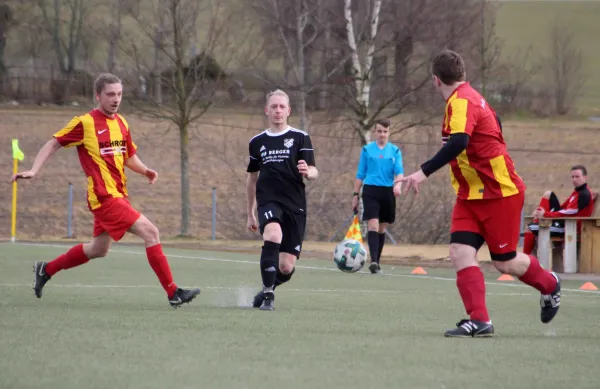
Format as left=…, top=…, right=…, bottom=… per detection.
left=491, top=252, right=517, bottom=273
left=140, top=221, right=160, bottom=245
left=87, top=244, right=109, bottom=259
left=449, top=243, right=478, bottom=269
left=263, top=222, right=282, bottom=243
left=367, top=219, right=379, bottom=231
left=279, top=261, right=295, bottom=274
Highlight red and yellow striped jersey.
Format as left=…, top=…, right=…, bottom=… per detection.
left=53, top=109, right=137, bottom=210
left=442, top=82, right=525, bottom=200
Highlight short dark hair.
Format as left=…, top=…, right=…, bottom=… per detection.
left=94, top=73, right=122, bottom=95
left=376, top=118, right=391, bottom=128
left=571, top=165, right=588, bottom=176
left=432, top=50, right=466, bottom=85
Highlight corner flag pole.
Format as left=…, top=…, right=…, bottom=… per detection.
left=11, top=139, right=24, bottom=243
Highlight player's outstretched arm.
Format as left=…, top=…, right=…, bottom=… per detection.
left=246, top=172, right=259, bottom=231
left=11, top=138, right=62, bottom=182
left=124, top=154, right=158, bottom=184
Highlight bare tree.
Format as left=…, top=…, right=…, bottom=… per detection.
left=124, top=0, right=234, bottom=236
left=0, top=3, right=12, bottom=90
left=317, top=0, right=438, bottom=145
left=473, top=0, right=501, bottom=98
left=493, top=47, right=541, bottom=114
left=546, top=21, right=585, bottom=116
left=36, top=0, right=89, bottom=104
left=249, top=0, right=325, bottom=130
left=106, top=0, right=123, bottom=73
left=342, top=0, right=382, bottom=144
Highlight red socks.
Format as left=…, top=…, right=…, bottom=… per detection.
left=146, top=244, right=178, bottom=298
left=46, top=244, right=89, bottom=276
left=523, top=231, right=536, bottom=255
left=518, top=255, right=557, bottom=294
left=456, top=266, right=490, bottom=322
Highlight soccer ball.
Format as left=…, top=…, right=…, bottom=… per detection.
left=333, top=239, right=367, bottom=273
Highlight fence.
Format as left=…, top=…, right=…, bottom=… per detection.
left=2, top=99, right=600, bottom=243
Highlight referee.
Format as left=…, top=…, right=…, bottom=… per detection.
left=352, top=118, right=404, bottom=274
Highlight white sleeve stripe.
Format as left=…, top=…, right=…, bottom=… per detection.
left=249, top=156, right=258, bottom=160
left=558, top=209, right=578, bottom=215
left=290, top=128, right=309, bottom=136
left=299, top=148, right=313, bottom=151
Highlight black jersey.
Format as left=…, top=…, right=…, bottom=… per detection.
left=247, top=127, right=316, bottom=214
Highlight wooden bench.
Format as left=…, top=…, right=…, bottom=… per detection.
left=523, top=194, right=600, bottom=274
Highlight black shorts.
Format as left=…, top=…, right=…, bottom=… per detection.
left=257, top=202, right=307, bottom=258
left=362, top=184, right=396, bottom=224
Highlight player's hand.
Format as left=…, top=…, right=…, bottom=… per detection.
left=297, top=160, right=309, bottom=178
left=11, top=171, right=36, bottom=182
left=399, top=170, right=427, bottom=196
left=393, top=182, right=402, bottom=196
left=351, top=195, right=359, bottom=213
left=247, top=214, right=258, bottom=232
left=145, top=169, right=158, bottom=184
left=533, top=208, right=545, bottom=219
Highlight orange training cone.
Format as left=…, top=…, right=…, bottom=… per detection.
left=579, top=282, right=599, bottom=291
left=497, top=274, right=515, bottom=281
left=411, top=267, right=427, bottom=275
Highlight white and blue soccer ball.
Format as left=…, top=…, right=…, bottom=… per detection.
left=333, top=239, right=367, bottom=273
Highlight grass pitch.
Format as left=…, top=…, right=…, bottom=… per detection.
left=1, top=242, right=600, bottom=389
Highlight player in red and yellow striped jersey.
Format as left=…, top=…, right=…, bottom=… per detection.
left=11, top=73, right=200, bottom=308
left=400, top=50, right=561, bottom=337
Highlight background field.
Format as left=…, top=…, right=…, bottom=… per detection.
left=2, top=242, right=600, bottom=389
left=1, top=107, right=599, bottom=249
left=495, top=0, right=600, bottom=111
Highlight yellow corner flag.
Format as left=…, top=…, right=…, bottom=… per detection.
left=344, top=215, right=363, bottom=243
left=12, top=139, right=24, bottom=161
left=11, top=139, right=24, bottom=242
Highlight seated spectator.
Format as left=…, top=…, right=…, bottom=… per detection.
left=523, top=165, right=594, bottom=254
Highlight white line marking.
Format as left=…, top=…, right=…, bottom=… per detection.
left=2, top=283, right=598, bottom=300
left=7, top=242, right=600, bottom=295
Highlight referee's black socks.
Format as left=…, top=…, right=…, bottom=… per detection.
left=260, top=241, right=280, bottom=291
left=367, top=231, right=380, bottom=264
left=378, top=232, right=386, bottom=263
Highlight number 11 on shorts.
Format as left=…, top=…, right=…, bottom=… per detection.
left=264, top=210, right=273, bottom=219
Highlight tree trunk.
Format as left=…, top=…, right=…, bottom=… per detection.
left=295, top=0, right=307, bottom=130
left=107, top=0, right=122, bottom=72
left=179, top=123, right=190, bottom=236
left=172, top=0, right=190, bottom=236
left=317, top=18, right=330, bottom=111
left=153, top=0, right=166, bottom=104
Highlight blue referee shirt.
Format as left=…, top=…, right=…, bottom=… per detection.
left=355, top=142, right=404, bottom=187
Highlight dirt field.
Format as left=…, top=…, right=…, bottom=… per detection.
left=2, top=107, right=600, bottom=247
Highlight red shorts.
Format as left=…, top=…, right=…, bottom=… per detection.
left=451, top=192, right=524, bottom=255
left=92, top=198, right=141, bottom=241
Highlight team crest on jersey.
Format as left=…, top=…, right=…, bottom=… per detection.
left=283, top=138, right=294, bottom=148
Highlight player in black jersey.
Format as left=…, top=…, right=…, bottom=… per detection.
left=246, top=89, right=318, bottom=311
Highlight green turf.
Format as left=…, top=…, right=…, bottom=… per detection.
left=1, top=242, right=600, bottom=389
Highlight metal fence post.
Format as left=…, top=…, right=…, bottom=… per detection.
left=212, top=187, right=217, bottom=240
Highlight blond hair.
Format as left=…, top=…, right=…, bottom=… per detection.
left=94, top=73, right=122, bottom=95
left=265, top=89, right=290, bottom=105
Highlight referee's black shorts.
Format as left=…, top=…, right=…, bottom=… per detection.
left=362, top=184, right=396, bottom=224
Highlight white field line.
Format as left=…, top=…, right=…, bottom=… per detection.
left=7, top=242, right=600, bottom=296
